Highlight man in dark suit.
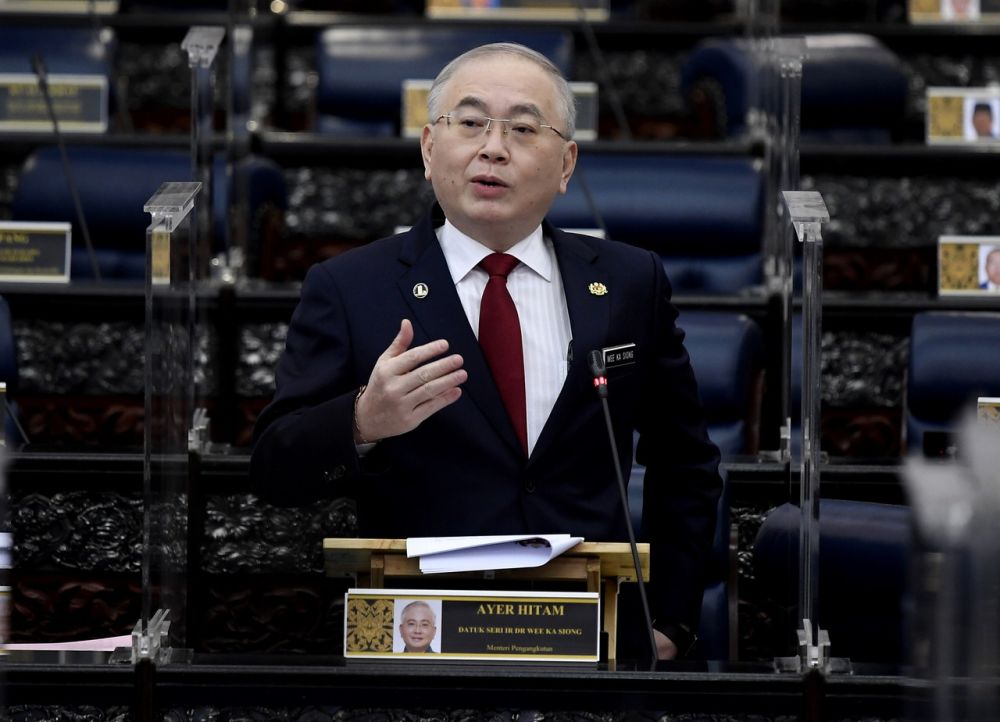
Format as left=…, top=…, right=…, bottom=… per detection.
left=251, top=42, right=722, bottom=660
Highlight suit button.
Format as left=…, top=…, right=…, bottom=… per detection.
left=332, top=465, right=347, bottom=480
left=524, top=479, right=536, bottom=494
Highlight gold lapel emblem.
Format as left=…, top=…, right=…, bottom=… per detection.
left=412, top=282, right=429, bottom=299
left=588, top=282, right=608, bottom=296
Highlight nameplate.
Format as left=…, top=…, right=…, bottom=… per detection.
left=926, top=87, right=1000, bottom=145
left=910, top=0, right=1000, bottom=23
left=0, top=0, right=118, bottom=12
left=426, top=0, right=608, bottom=21
left=344, top=588, right=600, bottom=662
left=401, top=80, right=598, bottom=140
left=0, top=221, right=70, bottom=283
left=979, top=397, right=1000, bottom=427
left=937, top=235, right=1000, bottom=296
left=0, top=73, right=108, bottom=133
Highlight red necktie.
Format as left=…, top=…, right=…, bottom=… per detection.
left=478, top=253, right=528, bottom=455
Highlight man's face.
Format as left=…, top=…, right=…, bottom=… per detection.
left=986, top=249, right=1000, bottom=285
left=421, top=55, right=578, bottom=252
left=972, top=109, right=993, bottom=137
left=399, top=605, right=436, bottom=651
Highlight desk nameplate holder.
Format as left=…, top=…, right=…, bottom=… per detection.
left=325, top=539, right=648, bottom=664
left=345, top=588, right=600, bottom=662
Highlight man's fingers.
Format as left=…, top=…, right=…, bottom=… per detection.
left=385, top=338, right=452, bottom=376
left=408, top=368, right=467, bottom=403
left=409, top=385, right=463, bottom=424
left=398, top=354, right=465, bottom=395
left=380, top=319, right=415, bottom=360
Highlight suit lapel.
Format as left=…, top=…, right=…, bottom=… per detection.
left=530, top=225, right=611, bottom=462
left=396, top=209, right=523, bottom=456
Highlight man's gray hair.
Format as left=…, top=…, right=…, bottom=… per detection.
left=427, top=42, right=576, bottom=139
left=400, top=600, right=436, bottom=622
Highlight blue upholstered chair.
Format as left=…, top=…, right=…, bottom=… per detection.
left=549, top=155, right=765, bottom=294
left=906, top=311, right=1000, bottom=455
left=11, top=147, right=287, bottom=280
left=753, top=499, right=912, bottom=664
left=0, top=26, right=113, bottom=77
left=681, top=34, right=907, bottom=143
left=627, top=312, right=765, bottom=659
left=314, top=26, right=573, bottom=136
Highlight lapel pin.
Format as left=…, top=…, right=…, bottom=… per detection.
left=412, top=282, right=429, bottom=299
left=588, top=282, right=608, bottom=296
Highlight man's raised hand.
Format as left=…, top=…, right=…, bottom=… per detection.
left=353, top=319, right=466, bottom=443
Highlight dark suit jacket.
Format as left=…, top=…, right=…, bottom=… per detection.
left=251, top=205, right=722, bottom=639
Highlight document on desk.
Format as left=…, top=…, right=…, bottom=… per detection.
left=407, top=534, right=583, bottom=574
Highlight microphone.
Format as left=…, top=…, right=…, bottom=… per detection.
left=588, top=349, right=658, bottom=668
left=31, top=53, right=102, bottom=283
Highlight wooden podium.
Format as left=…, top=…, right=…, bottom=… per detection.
left=323, top=538, right=649, bottom=662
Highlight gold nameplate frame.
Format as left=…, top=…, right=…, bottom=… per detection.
left=345, top=588, right=600, bottom=662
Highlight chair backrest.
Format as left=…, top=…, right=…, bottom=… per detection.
left=682, top=311, right=766, bottom=454
left=12, top=146, right=286, bottom=280
left=754, top=499, right=911, bottom=663
left=681, top=34, right=907, bottom=142
left=315, top=26, right=573, bottom=135
left=906, top=311, right=1000, bottom=453
left=0, top=26, right=113, bottom=76
left=550, top=154, right=765, bottom=293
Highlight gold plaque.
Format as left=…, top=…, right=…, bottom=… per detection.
left=928, top=95, right=965, bottom=138
left=151, top=228, right=171, bottom=285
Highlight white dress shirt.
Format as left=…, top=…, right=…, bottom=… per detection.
left=437, top=220, right=573, bottom=455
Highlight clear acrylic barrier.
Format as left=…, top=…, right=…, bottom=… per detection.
left=182, top=26, right=225, bottom=281
left=779, top=190, right=831, bottom=672
left=141, top=181, right=202, bottom=662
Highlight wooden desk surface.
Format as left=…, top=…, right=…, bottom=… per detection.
left=323, top=538, right=649, bottom=582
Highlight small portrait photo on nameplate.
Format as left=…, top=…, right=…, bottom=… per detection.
left=426, top=0, right=608, bottom=21
left=345, top=588, right=600, bottom=662
left=937, top=235, right=1000, bottom=296
left=926, top=88, right=1000, bottom=145
left=0, top=221, right=71, bottom=283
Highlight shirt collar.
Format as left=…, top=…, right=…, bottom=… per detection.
left=438, top=220, right=553, bottom=284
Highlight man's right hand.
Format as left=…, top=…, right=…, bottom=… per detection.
left=354, top=319, right=466, bottom=444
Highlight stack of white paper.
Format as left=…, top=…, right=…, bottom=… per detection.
left=407, top=534, right=583, bottom=574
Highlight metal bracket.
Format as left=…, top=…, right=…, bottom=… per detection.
left=774, top=618, right=852, bottom=675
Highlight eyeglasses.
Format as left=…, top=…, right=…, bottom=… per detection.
left=434, top=113, right=568, bottom=143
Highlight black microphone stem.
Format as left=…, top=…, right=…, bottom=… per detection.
left=596, top=392, right=659, bottom=669
left=32, top=54, right=102, bottom=283
left=588, top=349, right=657, bottom=669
